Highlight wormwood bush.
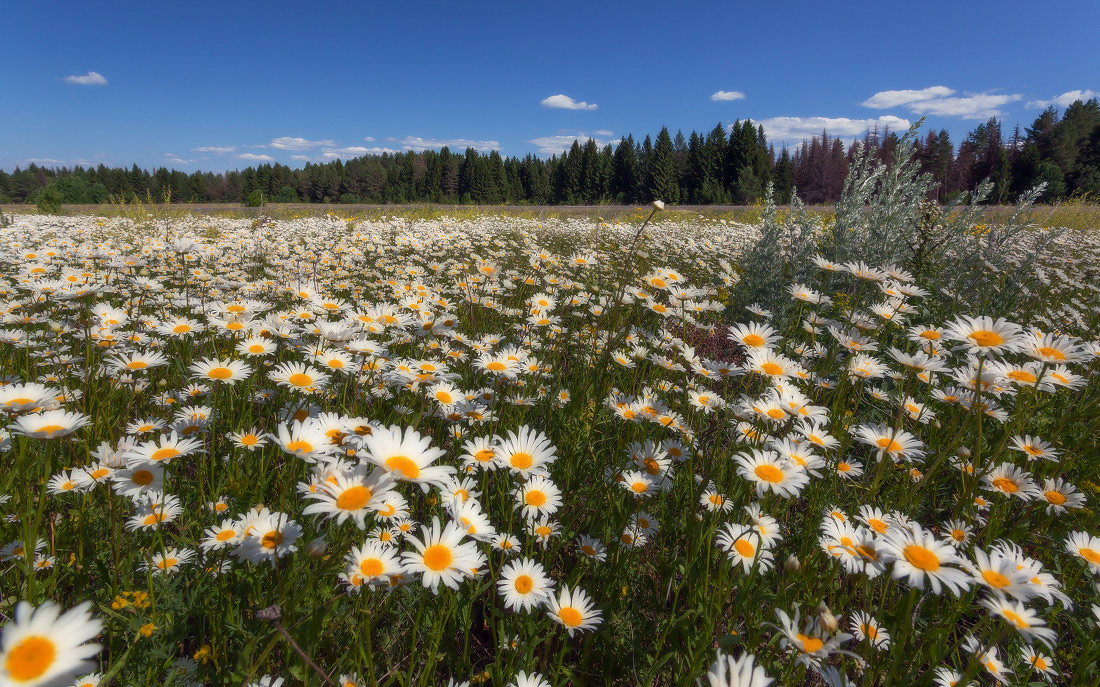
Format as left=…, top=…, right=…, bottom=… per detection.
left=740, top=120, right=1054, bottom=319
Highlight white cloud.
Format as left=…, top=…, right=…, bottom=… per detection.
left=540, top=94, right=598, bottom=111
left=25, top=158, right=65, bottom=165
left=322, top=146, right=398, bottom=159
left=710, top=90, right=745, bottom=102
left=1027, top=89, right=1099, bottom=109
left=757, top=116, right=911, bottom=146
left=862, top=86, right=1020, bottom=119
left=289, top=155, right=312, bottom=161
left=527, top=131, right=615, bottom=155
left=268, top=137, right=337, bottom=150
left=861, top=86, right=955, bottom=108
left=192, top=146, right=236, bottom=154
left=400, top=136, right=499, bottom=153
left=239, top=153, right=274, bottom=161
left=63, top=71, right=107, bottom=86
left=364, top=136, right=375, bottom=142
left=164, top=158, right=193, bottom=165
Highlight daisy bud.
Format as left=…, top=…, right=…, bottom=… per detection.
left=307, top=536, right=327, bottom=558
left=652, top=200, right=665, bottom=210
left=957, top=446, right=971, bottom=458
left=157, top=378, right=168, bottom=388
left=784, top=554, right=801, bottom=573
left=816, top=602, right=838, bottom=633
left=933, top=420, right=942, bottom=429
left=49, top=322, right=62, bottom=333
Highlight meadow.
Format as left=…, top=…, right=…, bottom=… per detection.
left=1, top=145, right=1100, bottom=687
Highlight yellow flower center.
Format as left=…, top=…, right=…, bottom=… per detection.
left=151, top=447, right=180, bottom=462
left=422, top=544, right=452, bottom=571
left=734, top=539, right=755, bottom=557
left=742, top=333, right=764, bottom=347
left=754, top=464, right=784, bottom=483
left=796, top=634, right=824, bottom=653
left=261, top=530, right=284, bottom=549
left=287, top=373, right=313, bottom=386
left=982, top=569, right=1011, bottom=588
left=524, top=490, right=547, bottom=507
left=361, top=558, right=384, bottom=577
left=760, top=362, right=783, bottom=376
left=208, top=367, right=233, bottom=380
left=336, top=486, right=373, bottom=511
left=903, top=544, right=940, bottom=571
left=992, top=477, right=1018, bottom=493
left=385, top=455, right=420, bottom=479
left=969, top=330, right=1004, bottom=347
left=514, top=574, right=534, bottom=594
left=5, top=636, right=56, bottom=681
left=558, top=606, right=583, bottom=627
left=510, top=452, right=533, bottom=470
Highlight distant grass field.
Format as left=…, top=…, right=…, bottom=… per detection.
left=4, top=202, right=1100, bottom=231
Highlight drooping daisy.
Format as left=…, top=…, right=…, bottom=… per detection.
left=0, top=600, right=103, bottom=686
left=576, top=535, right=606, bottom=561
left=8, top=410, right=91, bottom=439
left=125, top=432, right=204, bottom=465
left=1064, top=531, right=1100, bottom=574
left=880, top=523, right=971, bottom=596
left=735, top=449, right=809, bottom=499
left=854, top=424, right=925, bottom=463
left=770, top=606, right=853, bottom=668
left=716, top=525, right=773, bottom=573
left=979, top=598, right=1057, bottom=647
left=363, top=424, right=454, bottom=492
left=0, top=383, right=57, bottom=414
left=704, top=651, right=773, bottom=687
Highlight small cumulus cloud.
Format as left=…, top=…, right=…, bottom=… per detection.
left=757, top=116, right=911, bottom=146
left=289, top=155, right=312, bottom=161
left=861, top=86, right=955, bottom=108
left=25, top=158, right=66, bottom=165
left=540, top=94, right=598, bottom=111
left=268, top=137, right=337, bottom=150
left=164, top=158, right=193, bottom=165
left=400, top=136, right=499, bottom=153
left=527, top=131, right=615, bottom=155
left=63, top=71, right=108, bottom=86
left=710, top=90, right=745, bottom=102
left=1027, top=89, right=1098, bottom=109
left=192, top=146, right=236, bottom=154
left=364, top=136, right=376, bottom=142
left=239, top=153, right=274, bottom=161
left=862, top=86, right=1020, bottom=119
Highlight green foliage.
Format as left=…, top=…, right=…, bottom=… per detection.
left=243, top=189, right=266, bottom=207
left=34, top=183, right=64, bottom=214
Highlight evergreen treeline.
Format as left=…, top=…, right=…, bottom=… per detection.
left=3, top=100, right=1099, bottom=207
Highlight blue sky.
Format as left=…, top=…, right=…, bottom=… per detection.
left=2, top=0, right=1097, bottom=171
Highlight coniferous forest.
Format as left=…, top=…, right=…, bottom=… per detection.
left=3, top=100, right=1099, bottom=207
